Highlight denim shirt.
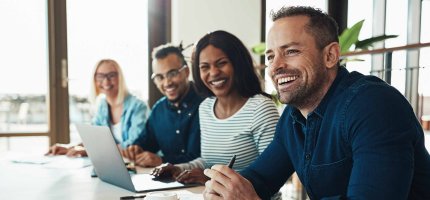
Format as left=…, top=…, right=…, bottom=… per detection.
left=132, top=83, right=204, bottom=164
left=92, top=94, right=150, bottom=148
left=241, top=67, right=430, bottom=200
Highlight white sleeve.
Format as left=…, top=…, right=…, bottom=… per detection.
left=251, top=98, right=279, bottom=154
left=175, top=157, right=207, bottom=171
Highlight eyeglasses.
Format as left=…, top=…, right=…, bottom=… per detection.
left=151, top=65, right=187, bottom=83
left=95, top=72, right=118, bottom=82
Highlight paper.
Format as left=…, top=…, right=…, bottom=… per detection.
left=8, top=153, right=91, bottom=169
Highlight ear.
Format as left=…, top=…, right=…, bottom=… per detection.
left=323, top=42, right=340, bottom=69
left=184, top=65, right=190, bottom=77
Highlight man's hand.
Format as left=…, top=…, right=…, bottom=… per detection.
left=45, top=143, right=70, bottom=156
left=203, top=164, right=261, bottom=200
left=120, top=145, right=144, bottom=162
left=134, top=151, right=162, bottom=167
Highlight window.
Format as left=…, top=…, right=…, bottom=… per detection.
left=0, top=0, right=149, bottom=153
left=0, top=0, right=50, bottom=154
left=66, top=0, right=149, bottom=144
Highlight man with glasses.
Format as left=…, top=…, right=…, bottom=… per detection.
left=121, top=44, right=204, bottom=167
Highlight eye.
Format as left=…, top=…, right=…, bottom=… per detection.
left=216, top=60, right=228, bottom=68
left=199, top=64, right=209, bottom=71
left=266, top=54, right=274, bottom=62
left=152, top=74, right=163, bottom=81
left=166, top=70, right=179, bottom=78
left=284, top=49, right=300, bottom=56
left=107, top=72, right=118, bottom=78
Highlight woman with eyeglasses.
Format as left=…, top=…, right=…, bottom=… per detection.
left=151, top=30, right=279, bottom=185
left=46, top=59, right=150, bottom=157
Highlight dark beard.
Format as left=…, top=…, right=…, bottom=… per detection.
left=276, top=62, right=327, bottom=110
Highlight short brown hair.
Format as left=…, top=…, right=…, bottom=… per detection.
left=271, top=6, right=339, bottom=49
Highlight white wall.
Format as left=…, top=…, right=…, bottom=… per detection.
left=172, top=0, right=262, bottom=64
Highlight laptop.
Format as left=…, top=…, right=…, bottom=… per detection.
left=75, top=124, right=197, bottom=193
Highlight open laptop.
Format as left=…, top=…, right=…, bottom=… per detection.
left=75, top=124, right=197, bottom=193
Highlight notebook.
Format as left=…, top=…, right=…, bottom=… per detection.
left=75, top=124, right=197, bottom=193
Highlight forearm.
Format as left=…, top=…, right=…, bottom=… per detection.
left=241, top=138, right=294, bottom=199
left=175, top=157, right=206, bottom=171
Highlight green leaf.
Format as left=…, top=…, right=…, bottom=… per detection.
left=355, top=35, right=398, bottom=50
left=251, top=43, right=266, bottom=55
left=339, top=19, right=364, bottom=54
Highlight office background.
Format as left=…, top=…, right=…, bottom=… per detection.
left=0, top=0, right=429, bottom=155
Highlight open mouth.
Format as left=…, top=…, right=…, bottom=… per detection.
left=277, top=76, right=299, bottom=85
left=209, top=78, right=227, bottom=87
left=164, top=85, right=177, bottom=93
left=102, top=85, right=114, bottom=90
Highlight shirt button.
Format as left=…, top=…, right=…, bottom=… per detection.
left=176, top=130, right=180, bottom=134
left=305, top=154, right=311, bottom=160
left=177, top=110, right=181, bottom=114
left=188, top=113, right=192, bottom=116
left=181, top=149, right=185, bottom=153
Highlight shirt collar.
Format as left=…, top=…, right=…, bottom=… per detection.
left=166, top=82, right=199, bottom=110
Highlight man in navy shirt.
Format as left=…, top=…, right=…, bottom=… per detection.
left=203, top=6, right=430, bottom=200
left=121, top=44, right=204, bottom=167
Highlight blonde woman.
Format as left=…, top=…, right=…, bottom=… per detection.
left=46, top=59, right=149, bottom=157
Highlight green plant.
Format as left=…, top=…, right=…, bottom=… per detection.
left=339, top=19, right=397, bottom=54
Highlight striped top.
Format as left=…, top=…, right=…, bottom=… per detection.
left=176, top=94, right=279, bottom=172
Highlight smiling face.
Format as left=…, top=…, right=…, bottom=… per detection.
left=152, top=53, right=190, bottom=103
left=266, top=15, right=332, bottom=109
left=198, top=45, right=236, bottom=98
left=95, top=62, right=119, bottom=98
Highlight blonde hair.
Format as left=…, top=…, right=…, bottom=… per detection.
left=90, top=59, right=129, bottom=105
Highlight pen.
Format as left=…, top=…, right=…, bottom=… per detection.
left=227, top=154, right=236, bottom=168
left=120, top=194, right=146, bottom=200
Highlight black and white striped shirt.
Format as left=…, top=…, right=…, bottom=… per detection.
left=176, top=94, right=279, bottom=172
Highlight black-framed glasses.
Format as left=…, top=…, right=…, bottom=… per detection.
left=95, top=72, right=118, bottom=82
left=151, top=65, right=187, bottom=83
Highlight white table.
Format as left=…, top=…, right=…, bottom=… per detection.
left=0, top=156, right=204, bottom=200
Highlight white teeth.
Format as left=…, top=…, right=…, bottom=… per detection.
left=211, top=80, right=225, bottom=86
left=103, top=86, right=113, bottom=90
left=277, top=76, right=298, bottom=84
left=165, top=87, right=175, bottom=92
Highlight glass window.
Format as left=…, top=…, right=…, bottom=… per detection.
left=385, top=0, right=408, bottom=94
left=67, top=0, right=148, bottom=144
left=0, top=0, right=49, bottom=134
left=419, top=1, right=430, bottom=118
left=345, top=0, right=373, bottom=75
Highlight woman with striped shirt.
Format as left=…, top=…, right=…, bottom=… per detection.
left=152, top=30, right=279, bottom=185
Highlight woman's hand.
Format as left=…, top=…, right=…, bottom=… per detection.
left=45, top=144, right=69, bottom=156
left=151, top=163, right=182, bottom=179
left=176, top=168, right=209, bottom=185
left=65, top=145, right=87, bottom=157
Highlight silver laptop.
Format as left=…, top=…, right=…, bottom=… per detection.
left=75, top=124, right=197, bottom=193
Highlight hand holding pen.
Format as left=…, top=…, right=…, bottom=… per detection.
left=203, top=155, right=260, bottom=200
left=227, top=154, right=236, bottom=168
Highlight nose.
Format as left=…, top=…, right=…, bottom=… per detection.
left=101, top=77, right=111, bottom=84
left=269, top=55, right=286, bottom=76
left=209, top=65, right=220, bottom=77
left=161, top=76, right=173, bottom=87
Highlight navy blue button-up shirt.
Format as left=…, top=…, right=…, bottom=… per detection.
left=241, top=67, right=430, bottom=199
left=132, top=83, right=204, bottom=164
